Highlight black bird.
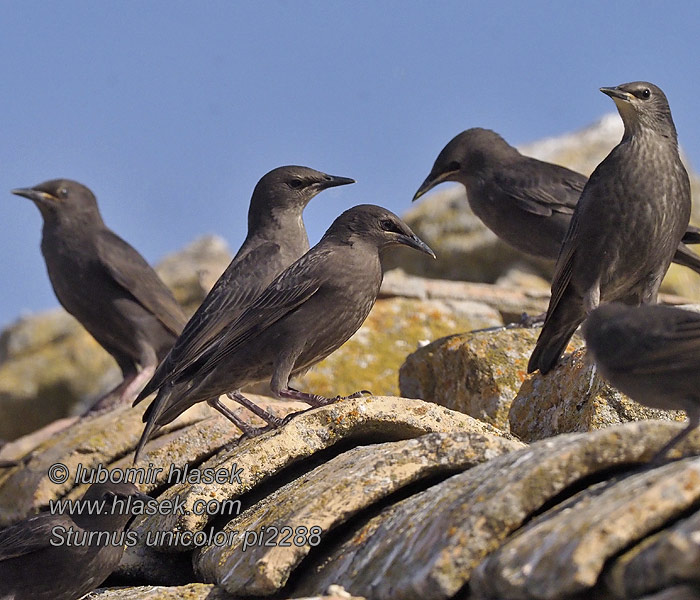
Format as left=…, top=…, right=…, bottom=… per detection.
left=528, top=82, right=691, bottom=374
left=12, top=180, right=188, bottom=410
left=0, top=482, right=150, bottom=600
left=134, top=166, right=354, bottom=433
left=413, top=127, right=700, bottom=273
left=134, top=205, right=435, bottom=461
left=583, top=303, right=700, bottom=461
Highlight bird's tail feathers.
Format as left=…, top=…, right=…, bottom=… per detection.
left=133, top=385, right=172, bottom=463
left=528, top=299, right=584, bottom=375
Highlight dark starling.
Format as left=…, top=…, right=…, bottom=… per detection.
left=528, top=82, right=691, bottom=375
left=583, top=303, right=700, bottom=461
left=12, top=180, right=187, bottom=409
left=0, top=482, right=150, bottom=600
left=133, top=166, right=354, bottom=435
left=134, top=205, right=435, bottom=461
left=413, top=127, right=700, bottom=274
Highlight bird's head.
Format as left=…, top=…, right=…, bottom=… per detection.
left=413, top=128, right=518, bottom=201
left=12, top=179, right=102, bottom=223
left=600, top=82, right=677, bottom=140
left=74, top=481, right=152, bottom=530
left=324, top=204, right=435, bottom=258
left=251, top=165, right=355, bottom=217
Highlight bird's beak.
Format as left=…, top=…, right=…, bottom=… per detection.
left=11, top=188, right=56, bottom=203
left=600, top=87, right=633, bottom=102
left=319, top=175, right=355, bottom=190
left=413, top=170, right=453, bottom=202
left=399, top=232, right=436, bottom=259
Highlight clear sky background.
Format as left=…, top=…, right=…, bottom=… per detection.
left=2, top=1, right=700, bottom=328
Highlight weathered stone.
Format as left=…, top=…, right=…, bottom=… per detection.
left=399, top=328, right=583, bottom=431
left=510, top=348, right=686, bottom=442
left=83, top=583, right=238, bottom=599
left=85, top=585, right=364, bottom=600
left=472, top=457, right=700, bottom=600
left=133, top=396, right=508, bottom=553
left=195, top=431, right=523, bottom=595
left=604, top=504, right=700, bottom=599
left=295, top=421, right=700, bottom=600
left=294, top=296, right=502, bottom=398
left=0, top=310, right=120, bottom=439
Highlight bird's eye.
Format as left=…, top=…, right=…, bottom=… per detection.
left=641, top=88, right=651, bottom=99
left=289, top=179, right=304, bottom=189
left=58, top=188, right=68, bottom=198
left=380, top=218, right=402, bottom=234
left=102, top=491, right=117, bottom=503
left=447, top=161, right=461, bottom=172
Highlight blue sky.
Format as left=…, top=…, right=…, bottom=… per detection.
left=2, top=1, right=700, bottom=327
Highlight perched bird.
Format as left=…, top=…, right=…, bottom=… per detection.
left=583, top=303, right=700, bottom=461
left=134, top=166, right=354, bottom=434
left=528, top=82, right=691, bottom=374
left=0, top=482, right=150, bottom=600
left=134, top=205, right=435, bottom=461
left=413, top=127, right=700, bottom=273
left=12, top=180, right=187, bottom=410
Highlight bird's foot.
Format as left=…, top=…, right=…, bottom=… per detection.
left=280, top=387, right=372, bottom=407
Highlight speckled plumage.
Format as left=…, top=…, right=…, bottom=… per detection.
left=413, top=127, right=700, bottom=271
left=529, top=82, right=691, bottom=374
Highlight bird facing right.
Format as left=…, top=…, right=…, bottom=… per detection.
left=134, top=204, right=435, bottom=462
left=582, top=303, right=700, bottom=461
left=528, top=82, right=691, bottom=375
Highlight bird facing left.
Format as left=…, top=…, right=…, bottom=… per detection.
left=12, top=180, right=188, bottom=411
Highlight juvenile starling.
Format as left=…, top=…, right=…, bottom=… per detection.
left=583, top=303, right=700, bottom=461
left=413, top=127, right=700, bottom=273
left=134, top=205, right=435, bottom=461
left=12, top=180, right=187, bottom=409
left=0, top=482, right=150, bottom=600
left=528, top=82, right=691, bottom=374
left=134, top=166, right=354, bottom=433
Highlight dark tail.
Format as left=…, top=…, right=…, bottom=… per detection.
left=681, top=226, right=700, bottom=245
left=133, top=385, right=173, bottom=463
left=671, top=243, right=700, bottom=275
left=527, top=292, right=585, bottom=375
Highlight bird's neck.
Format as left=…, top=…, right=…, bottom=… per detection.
left=41, top=208, right=105, bottom=238
left=244, top=207, right=309, bottom=256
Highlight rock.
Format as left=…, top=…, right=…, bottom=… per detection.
left=604, top=504, right=700, bottom=598
left=293, top=296, right=502, bottom=398
left=471, top=456, right=700, bottom=600
left=85, top=585, right=364, bottom=600
left=399, top=328, right=581, bottom=431
left=132, top=396, right=508, bottom=555
left=194, top=431, right=523, bottom=596
left=0, top=393, right=300, bottom=526
left=294, top=421, right=700, bottom=600
left=510, top=348, right=686, bottom=443
left=634, top=587, right=700, bottom=600
left=0, top=310, right=120, bottom=439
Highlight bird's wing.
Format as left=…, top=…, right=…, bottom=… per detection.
left=605, top=313, right=700, bottom=374
left=137, top=242, right=282, bottom=400
left=195, top=248, right=333, bottom=374
left=547, top=206, right=581, bottom=312
left=0, top=514, right=68, bottom=560
left=96, top=229, right=187, bottom=336
left=493, top=162, right=585, bottom=217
